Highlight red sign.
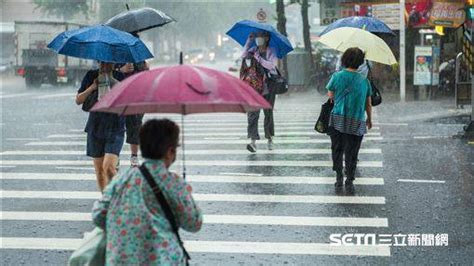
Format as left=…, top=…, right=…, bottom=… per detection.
left=406, top=0, right=433, bottom=28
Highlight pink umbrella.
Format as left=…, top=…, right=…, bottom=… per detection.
left=91, top=65, right=271, bottom=115
left=91, top=62, right=272, bottom=177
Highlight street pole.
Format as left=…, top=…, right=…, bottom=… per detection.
left=399, top=0, right=406, bottom=102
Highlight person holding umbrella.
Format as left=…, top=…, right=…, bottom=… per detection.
left=75, top=62, right=125, bottom=191
left=227, top=20, right=293, bottom=153
left=117, top=34, right=150, bottom=168
left=241, top=31, right=278, bottom=152
left=48, top=24, right=153, bottom=191
left=105, top=7, right=175, bottom=167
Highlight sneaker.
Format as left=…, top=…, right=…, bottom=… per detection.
left=246, top=143, right=257, bottom=153
left=267, top=139, right=274, bottom=150
left=130, top=155, right=140, bottom=167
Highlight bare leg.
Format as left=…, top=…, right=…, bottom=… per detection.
left=103, top=153, right=120, bottom=184
left=93, top=157, right=107, bottom=191
left=130, top=144, right=139, bottom=156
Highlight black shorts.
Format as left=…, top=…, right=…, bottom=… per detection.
left=125, top=114, right=144, bottom=145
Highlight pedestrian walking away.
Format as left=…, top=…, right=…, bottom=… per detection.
left=92, top=119, right=202, bottom=265
left=326, top=47, right=373, bottom=192
left=241, top=31, right=278, bottom=153
left=75, top=62, right=126, bottom=191
left=116, top=33, right=151, bottom=168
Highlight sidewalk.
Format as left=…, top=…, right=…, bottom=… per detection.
left=377, top=95, right=471, bottom=124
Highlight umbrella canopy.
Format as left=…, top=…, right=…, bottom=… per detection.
left=91, top=65, right=272, bottom=115
left=226, top=20, right=293, bottom=59
left=47, top=25, right=153, bottom=63
left=318, top=27, right=397, bottom=65
left=319, top=16, right=395, bottom=36
left=105, top=7, right=175, bottom=33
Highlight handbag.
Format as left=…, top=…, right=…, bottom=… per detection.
left=266, top=67, right=288, bottom=95
left=139, top=165, right=191, bottom=266
left=68, top=227, right=106, bottom=266
left=367, top=63, right=382, bottom=106
left=314, top=77, right=355, bottom=134
left=240, top=57, right=265, bottom=94
left=314, top=98, right=334, bottom=134
left=82, top=89, right=98, bottom=112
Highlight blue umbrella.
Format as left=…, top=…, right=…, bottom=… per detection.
left=226, top=20, right=293, bottom=59
left=48, top=25, right=153, bottom=63
left=319, top=16, right=395, bottom=36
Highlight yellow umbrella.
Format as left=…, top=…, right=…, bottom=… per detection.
left=318, top=27, right=397, bottom=65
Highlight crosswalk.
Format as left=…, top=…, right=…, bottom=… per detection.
left=0, top=106, right=391, bottom=264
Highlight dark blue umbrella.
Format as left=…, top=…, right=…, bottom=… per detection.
left=48, top=25, right=153, bottom=63
left=319, top=16, right=395, bottom=36
left=226, top=20, right=293, bottom=59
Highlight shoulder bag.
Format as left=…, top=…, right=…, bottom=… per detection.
left=266, top=67, right=289, bottom=95
left=367, top=63, right=382, bottom=106
left=139, top=165, right=191, bottom=266
left=314, top=76, right=355, bottom=134
left=68, top=227, right=106, bottom=266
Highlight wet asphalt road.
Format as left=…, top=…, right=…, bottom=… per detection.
left=1, top=67, right=473, bottom=265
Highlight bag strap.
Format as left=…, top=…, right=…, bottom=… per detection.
left=139, top=164, right=191, bottom=263
left=334, top=75, right=357, bottom=103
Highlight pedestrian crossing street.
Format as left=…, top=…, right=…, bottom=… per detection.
left=0, top=106, right=391, bottom=264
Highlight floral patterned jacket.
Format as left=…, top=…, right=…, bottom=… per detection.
left=92, top=159, right=203, bottom=265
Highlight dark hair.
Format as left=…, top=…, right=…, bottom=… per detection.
left=341, top=47, right=365, bottom=69
left=140, top=119, right=180, bottom=160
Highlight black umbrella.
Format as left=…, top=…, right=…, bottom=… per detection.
left=105, top=6, right=175, bottom=33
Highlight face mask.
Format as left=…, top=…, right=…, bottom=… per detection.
left=256, top=37, right=265, bottom=47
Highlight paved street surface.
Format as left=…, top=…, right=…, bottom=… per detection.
left=1, top=67, right=473, bottom=265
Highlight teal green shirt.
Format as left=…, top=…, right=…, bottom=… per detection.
left=326, top=70, right=372, bottom=136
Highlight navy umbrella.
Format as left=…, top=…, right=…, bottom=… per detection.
left=105, top=7, right=175, bottom=33
left=47, top=25, right=153, bottom=63
left=226, top=20, right=293, bottom=59
left=319, top=16, right=395, bottom=36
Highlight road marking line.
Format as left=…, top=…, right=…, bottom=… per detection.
left=48, top=131, right=381, bottom=138
left=0, top=211, right=388, bottom=227
left=33, top=93, right=75, bottom=99
left=0, top=173, right=384, bottom=185
left=25, top=138, right=383, bottom=146
left=0, top=190, right=386, bottom=204
left=6, top=138, right=40, bottom=141
left=0, top=93, right=38, bottom=99
left=0, top=160, right=383, bottom=167
left=219, top=172, right=264, bottom=176
left=413, top=136, right=451, bottom=139
left=68, top=126, right=381, bottom=132
left=55, top=167, right=95, bottom=171
left=375, top=123, right=408, bottom=126
left=0, top=148, right=383, bottom=156
left=0, top=238, right=391, bottom=256
left=397, top=179, right=446, bottom=184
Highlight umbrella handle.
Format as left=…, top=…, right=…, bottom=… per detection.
left=181, top=110, right=186, bottom=180
left=126, top=4, right=130, bottom=10
left=180, top=52, right=183, bottom=65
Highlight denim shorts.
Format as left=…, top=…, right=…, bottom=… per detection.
left=86, top=131, right=125, bottom=158
left=125, top=114, right=144, bottom=145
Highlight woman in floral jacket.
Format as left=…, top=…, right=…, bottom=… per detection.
left=92, top=119, right=202, bottom=265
